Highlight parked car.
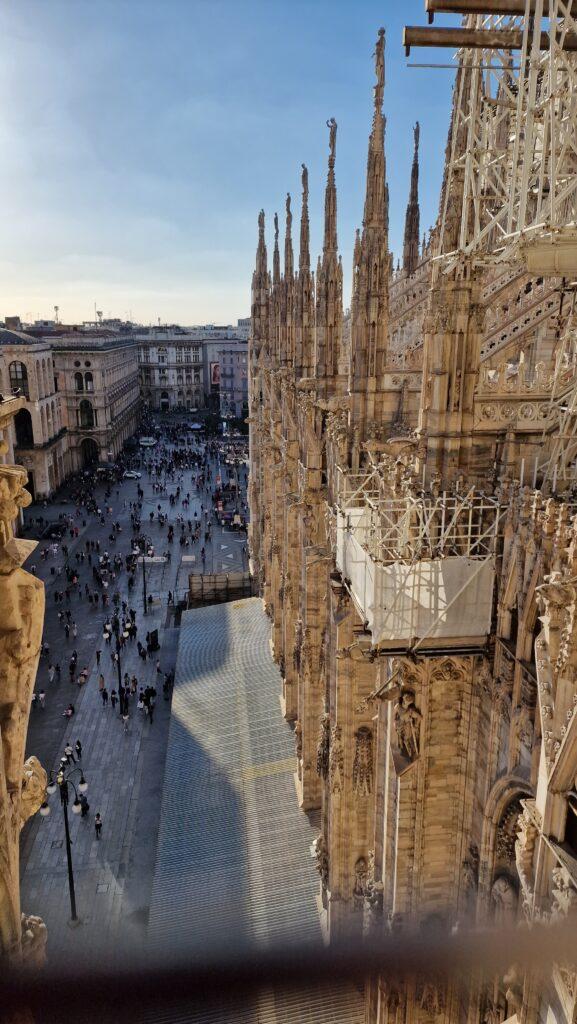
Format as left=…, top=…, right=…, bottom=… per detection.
left=123, top=470, right=142, bottom=480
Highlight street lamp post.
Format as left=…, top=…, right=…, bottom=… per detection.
left=141, top=552, right=148, bottom=614
left=104, top=616, right=130, bottom=692
left=133, top=540, right=149, bottom=615
left=44, top=763, right=88, bottom=924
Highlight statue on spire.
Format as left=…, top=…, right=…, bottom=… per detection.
left=285, top=193, right=294, bottom=278
left=273, top=212, right=280, bottom=286
left=374, top=28, right=385, bottom=114
left=258, top=209, right=265, bottom=237
left=403, top=119, right=421, bottom=276
left=327, top=118, right=337, bottom=167
left=299, top=165, right=310, bottom=275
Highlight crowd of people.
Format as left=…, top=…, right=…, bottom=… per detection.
left=27, top=416, right=250, bottom=841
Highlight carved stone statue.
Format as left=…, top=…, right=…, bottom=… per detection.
left=353, top=856, right=368, bottom=909
left=327, top=117, right=337, bottom=166
left=313, top=835, right=329, bottom=890
left=329, top=725, right=344, bottom=794
left=394, top=690, right=422, bottom=761
left=316, top=713, right=330, bottom=778
left=491, top=875, right=518, bottom=926
left=352, top=727, right=373, bottom=796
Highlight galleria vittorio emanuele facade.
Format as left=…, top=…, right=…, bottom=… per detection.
left=248, top=7, right=577, bottom=1024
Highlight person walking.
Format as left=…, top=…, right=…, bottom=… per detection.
left=38, top=690, right=46, bottom=710
left=94, top=813, right=102, bottom=839
left=98, top=673, right=105, bottom=693
left=64, top=742, right=75, bottom=764
left=110, top=689, right=118, bottom=711
left=96, top=649, right=101, bottom=667
left=101, top=687, right=109, bottom=708
left=75, top=739, right=82, bottom=761
left=48, top=665, right=55, bottom=685
left=80, top=793, right=90, bottom=818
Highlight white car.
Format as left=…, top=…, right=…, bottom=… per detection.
left=123, top=470, right=142, bottom=480
left=139, top=437, right=157, bottom=447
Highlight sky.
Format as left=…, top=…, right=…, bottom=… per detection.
left=0, top=0, right=458, bottom=326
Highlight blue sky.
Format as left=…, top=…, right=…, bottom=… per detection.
left=0, top=0, right=457, bottom=325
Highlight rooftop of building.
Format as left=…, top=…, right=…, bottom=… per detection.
left=0, top=327, right=48, bottom=348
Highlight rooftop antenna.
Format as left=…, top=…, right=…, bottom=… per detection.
left=54, top=305, right=59, bottom=324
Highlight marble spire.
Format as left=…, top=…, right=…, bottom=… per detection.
left=403, top=122, right=421, bottom=276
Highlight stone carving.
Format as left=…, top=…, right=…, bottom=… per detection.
left=352, top=727, right=373, bottom=796
left=462, top=843, right=480, bottom=892
left=0, top=466, right=32, bottom=548
left=551, top=865, right=577, bottom=919
left=431, top=658, right=465, bottom=682
left=20, top=912, right=47, bottom=967
left=492, top=676, right=512, bottom=723
left=496, top=799, right=523, bottom=862
left=417, top=980, right=445, bottom=1017
left=394, top=690, right=422, bottom=761
left=316, top=713, right=330, bottom=778
left=491, top=875, right=518, bottom=926
left=313, top=835, right=329, bottom=890
left=293, top=617, right=303, bottom=672
left=20, top=756, right=47, bottom=827
left=353, top=856, right=368, bottom=909
left=362, top=849, right=384, bottom=927
left=512, top=703, right=534, bottom=749
left=515, top=805, right=540, bottom=916
left=294, top=720, right=303, bottom=762
left=329, top=725, right=344, bottom=794
left=0, top=467, right=47, bottom=959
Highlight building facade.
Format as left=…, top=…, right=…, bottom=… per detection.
left=218, top=343, right=248, bottom=420
left=136, top=322, right=248, bottom=413
left=135, top=327, right=204, bottom=412
left=249, top=23, right=577, bottom=1024
left=51, top=331, right=141, bottom=469
left=0, top=329, right=69, bottom=498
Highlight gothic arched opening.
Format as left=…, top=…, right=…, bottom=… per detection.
left=80, top=437, right=99, bottom=467
left=78, top=399, right=95, bottom=429
left=14, top=409, right=34, bottom=447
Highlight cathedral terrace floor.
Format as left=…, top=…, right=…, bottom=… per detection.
left=147, top=598, right=363, bottom=1023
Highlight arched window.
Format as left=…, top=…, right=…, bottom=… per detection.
left=74, top=372, right=84, bottom=392
left=14, top=409, right=34, bottom=447
left=10, top=361, right=29, bottom=399
left=78, top=399, right=95, bottom=429
left=84, top=372, right=94, bottom=392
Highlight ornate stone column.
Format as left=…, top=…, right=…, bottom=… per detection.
left=0, top=461, right=48, bottom=965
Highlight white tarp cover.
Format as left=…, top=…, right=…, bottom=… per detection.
left=336, top=510, right=495, bottom=647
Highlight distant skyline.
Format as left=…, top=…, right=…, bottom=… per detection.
left=0, top=1, right=457, bottom=325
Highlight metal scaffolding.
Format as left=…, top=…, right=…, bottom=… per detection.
left=334, top=466, right=503, bottom=564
